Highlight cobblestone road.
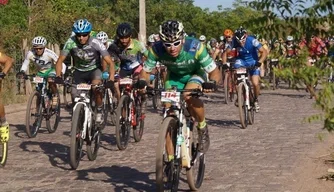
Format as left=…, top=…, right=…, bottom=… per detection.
left=0, top=87, right=328, bottom=192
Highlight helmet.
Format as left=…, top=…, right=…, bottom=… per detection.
left=235, top=27, right=247, bottom=41
left=148, top=34, right=155, bottom=43
left=32, top=36, right=47, bottom=47
left=72, top=19, right=92, bottom=34
left=210, top=38, right=217, bottom=45
left=188, top=32, right=196, bottom=38
left=223, top=29, right=233, bottom=37
left=199, top=35, right=206, bottom=41
left=159, top=20, right=184, bottom=42
left=116, top=23, right=132, bottom=38
left=96, top=31, right=109, bottom=43
left=286, top=36, right=294, bottom=41
left=219, top=36, right=225, bottom=41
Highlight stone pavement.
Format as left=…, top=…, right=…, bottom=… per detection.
left=0, top=87, right=331, bottom=192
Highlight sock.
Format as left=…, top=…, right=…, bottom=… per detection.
left=0, top=117, right=7, bottom=126
left=197, top=119, right=206, bottom=129
left=168, top=155, right=174, bottom=161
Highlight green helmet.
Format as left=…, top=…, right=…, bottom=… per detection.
left=90, top=30, right=98, bottom=37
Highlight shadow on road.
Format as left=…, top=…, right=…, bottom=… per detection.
left=76, top=165, right=155, bottom=192
left=261, top=92, right=307, bottom=98
left=11, top=123, right=48, bottom=138
left=19, top=140, right=70, bottom=170
left=206, top=118, right=241, bottom=129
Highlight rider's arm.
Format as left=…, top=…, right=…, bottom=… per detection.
left=103, top=55, right=115, bottom=81
left=20, top=51, right=33, bottom=73
left=56, top=39, right=73, bottom=77
left=197, top=43, right=222, bottom=84
left=258, top=46, right=268, bottom=63
left=140, top=48, right=158, bottom=83
left=0, top=52, right=14, bottom=74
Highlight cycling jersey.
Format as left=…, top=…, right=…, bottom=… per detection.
left=61, top=36, right=109, bottom=72
left=225, top=43, right=238, bottom=60
left=144, top=37, right=216, bottom=75
left=21, top=48, right=66, bottom=74
left=108, top=38, right=148, bottom=71
left=309, top=37, right=326, bottom=56
left=285, top=43, right=297, bottom=57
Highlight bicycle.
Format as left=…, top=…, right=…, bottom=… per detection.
left=68, top=82, right=106, bottom=170
left=222, top=62, right=236, bottom=104
left=235, top=66, right=256, bottom=129
left=269, top=58, right=280, bottom=90
left=156, top=88, right=205, bottom=192
left=151, top=62, right=165, bottom=109
left=115, top=76, right=145, bottom=150
left=24, top=74, right=60, bottom=138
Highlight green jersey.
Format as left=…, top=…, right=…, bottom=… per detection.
left=144, top=37, right=216, bottom=75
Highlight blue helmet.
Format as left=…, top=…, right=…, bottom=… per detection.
left=72, top=19, right=92, bottom=34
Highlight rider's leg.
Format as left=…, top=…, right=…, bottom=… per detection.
left=251, top=69, right=261, bottom=112
left=0, top=97, right=9, bottom=143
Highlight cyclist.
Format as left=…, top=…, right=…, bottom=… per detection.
left=0, top=52, right=14, bottom=143
left=96, top=31, right=114, bottom=49
left=55, top=19, right=116, bottom=125
left=106, top=22, right=148, bottom=103
left=139, top=20, right=221, bottom=153
left=18, top=36, right=67, bottom=107
left=285, top=36, right=298, bottom=58
left=222, top=27, right=268, bottom=112
left=147, top=34, right=156, bottom=48
left=223, top=29, right=238, bottom=65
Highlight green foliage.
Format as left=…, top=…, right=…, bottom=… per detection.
left=248, top=0, right=334, bottom=131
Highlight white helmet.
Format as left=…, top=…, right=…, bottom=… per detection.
left=32, top=36, right=47, bottom=47
left=148, top=34, right=155, bottom=43
left=199, top=35, right=206, bottom=41
left=96, top=31, right=109, bottom=43
left=286, top=36, right=294, bottom=41
left=219, top=36, right=225, bottom=41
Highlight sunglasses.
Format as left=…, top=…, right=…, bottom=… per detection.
left=34, top=47, right=44, bottom=50
left=163, top=40, right=181, bottom=48
left=76, top=33, right=89, bottom=37
left=225, top=36, right=232, bottom=39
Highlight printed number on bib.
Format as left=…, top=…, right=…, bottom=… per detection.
left=119, top=78, right=133, bottom=85
left=77, top=83, right=91, bottom=90
left=33, top=77, right=44, bottom=83
left=161, top=91, right=181, bottom=103
left=236, top=68, right=247, bottom=74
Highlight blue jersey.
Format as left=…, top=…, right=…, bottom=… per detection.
left=232, top=35, right=262, bottom=62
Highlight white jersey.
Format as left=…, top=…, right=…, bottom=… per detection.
left=21, top=48, right=66, bottom=74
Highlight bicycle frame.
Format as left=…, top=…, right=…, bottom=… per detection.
left=73, top=88, right=93, bottom=140
left=235, top=68, right=252, bottom=110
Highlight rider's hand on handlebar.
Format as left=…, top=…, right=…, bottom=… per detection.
left=0, top=72, right=6, bottom=80
left=255, top=61, right=262, bottom=67
left=54, top=76, right=64, bottom=84
left=16, top=71, right=25, bottom=79
left=202, top=81, right=217, bottom=92
left=105, top=80, right=115, bottom=90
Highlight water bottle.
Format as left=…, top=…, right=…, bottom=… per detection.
left=102, top=71, right=109, bottom=80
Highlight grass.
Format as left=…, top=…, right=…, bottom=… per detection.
left=0, top=74, right=28, bottom=105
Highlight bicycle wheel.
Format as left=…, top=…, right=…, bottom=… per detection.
left=69, top=103, right=85, bottom=170
left=133, top=98, right=144, bottom=142
left=272, top=67, right=276, bottom=90
left=248, top=89, right=255, bottom=125
left=230, top=72, right=236, bottom=102
left=46, top=92, right=60, bottom=133
left=115, top=95, right=131, bottom=150
left=152, top=73, right=163, bottom=109
left=0, top=142, right=8, bottom=167
left=86, top=123, right=101, bottom=161
left=156, top=117, right=180, bottom=192
left=25, top=91, right=43, bottom=138
left=186, top=124, right=205, bottom=190
left=223, top=71, right=229, bottom=104
left=237, top=84, right=248, bottom=129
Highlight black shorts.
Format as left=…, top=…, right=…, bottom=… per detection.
left=73, top=68, right=102, bottom=84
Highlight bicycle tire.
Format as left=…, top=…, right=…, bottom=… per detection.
left=156, top=117, right=180, bottom=192
left=115, top=95, right=131, bottom=150
left=223, top=71, right=229, bottom=104
left=248, top=89, right=255, bottom=125
left=0, top=142, right=8, bottom=167
left=86, top=125, right=101, bottom=161
left=46, top=92, right=60, bottom=133
left=25, top=91, right=43, bottom=138
left=69, top=103, right=85, bottom=170
left=237, top=84, right=248, bottom=129
left=186, top=125, right=205, bottom=190
left=133, top=98, right=144, bottom=142
left=152, top=73, right=162, bottom=109
left=272, top=67, right=276, bottom=90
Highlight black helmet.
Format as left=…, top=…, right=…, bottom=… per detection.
left=159, top=20, right=184, bottom=42
left=235, top=27, right=247, bottom=41
left=116, top=23, right=132, bottom=38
